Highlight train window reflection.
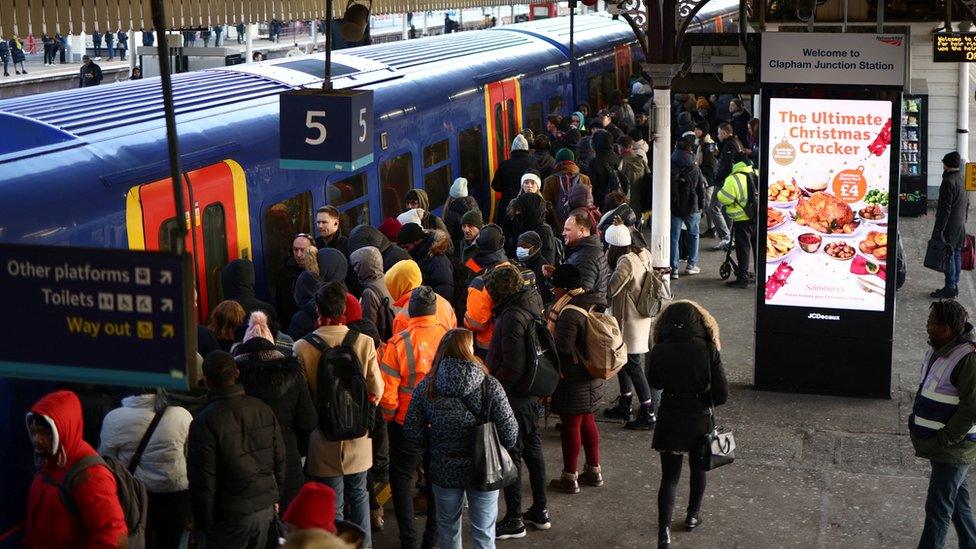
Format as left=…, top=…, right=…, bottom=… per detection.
left=340, top=202, right=370, bottom=232
left=506, top=99, right=518, bottom=145
left=380, top=152, right=414, bottom=219
left=158, top=218, right=184, bottom=255
left=202, top=203, right=229, bottom=311
left=526, top=102, right=544, bottom=137
left=424, top=165, right=452, bottom=212
left=458, top=126, right=486, bottom=213
left=424, top=140, right=450, bottom=168
left=494, top=104, right=506, bottom=164
left=549, top=96, right=565, bottom=117
left=263, top=191, right=312, bottom=311
left=327, top=173, right=367, bottom=208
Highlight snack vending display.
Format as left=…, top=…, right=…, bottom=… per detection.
left=899, top=94, right=927, bottom=217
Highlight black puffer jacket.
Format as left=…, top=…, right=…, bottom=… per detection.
left=187, top=385, right=285, bottom=528
left=490, top=150, right=536, bottom=222
left=444, top=196, right=480, bottom=246
left=486, top=288, right=545, bottom=394
left=348, top=225, right=411, bottom=271
left=566, top=235, right=610, bottom=296
left=411, top=230, right=455, bottom=302
left=404, top=358, right=518, bottom=489
left=221, top=259, right=276, bottom=321
left=508, top=193, right=558, bottom=263
left=649, top=330, right=729, bottom=452
left=587, top=131, right=622, bottom=209
left=521, top=251, right=553, bottom=305
left=233, top=339, right=317, bottom=507
left=550, top=291, right=607, bottom=416
left=598, top=204, right=638, bottom=240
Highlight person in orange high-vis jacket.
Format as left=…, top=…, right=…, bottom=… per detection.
left=462, top=224, right=509, bottom=354
left=381, top=286, right=445, bottom=548
left=385, top=259, right=456, bottom=337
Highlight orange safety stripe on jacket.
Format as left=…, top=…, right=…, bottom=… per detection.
left=464, top=275, right=494, bottom=349
left=391, top=293, right=457, bottom=336
left=379, top=315, right=449, bottom=424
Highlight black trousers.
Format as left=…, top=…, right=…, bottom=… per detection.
left=388, top=422, right=437, bottom=548
left=503, top=395, right=548, bottom=518
left=147, top=490, right=191, bottom=549
left=202, top=505, right=274, bottom=549
left=732, top=220, right=756, bottom=281
left=657, top=452, right=706, bottom=534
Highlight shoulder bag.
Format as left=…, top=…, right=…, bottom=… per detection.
left=460, top=379, right=518, bottom=491
left=690, top=345, right=735, bottom=471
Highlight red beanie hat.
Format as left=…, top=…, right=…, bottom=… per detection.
left=378, top=217, right=403, bottom=243
left=344, top=292, right=363, bottom=323
left=282, top=482, right=337, bottom=533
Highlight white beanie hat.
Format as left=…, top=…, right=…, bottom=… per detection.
left=521, top=172, right=541, bottom=187
left=512, top=134, right=529, bottom=151
left=605, top=224, right=632, bottom=247
left=397, top=208, right=424, bottom=227
left=450, top=177, right=469, bottom=199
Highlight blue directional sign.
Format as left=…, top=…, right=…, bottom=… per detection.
left=280, top=88, right=375, bottom=171
left=0, top=244, right=193, bottom=389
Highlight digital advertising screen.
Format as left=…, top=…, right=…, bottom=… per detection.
left=762, top=97, right=895, bottom=314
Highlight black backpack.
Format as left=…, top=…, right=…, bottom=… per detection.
left=303, top=330, right=373, bottom=441
left=605, top=160, right=628, bottom=196
left=376, top=295, right=395, bottom=341
left=556, top=172, right=582, bottom=220
left=516, top=318, right=561, bottom=397
left=671, top=165, right=697, bottom=217
left=738, top=171, right=760, bottom=221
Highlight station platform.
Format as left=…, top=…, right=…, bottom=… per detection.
left=371, top=208, right=971, bottom=548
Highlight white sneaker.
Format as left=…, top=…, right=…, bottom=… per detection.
left=711, top=238, right=730, bottom=251
left=685, top=266, right=701, bottom=275
left=670, top=272, right=679, bottom=280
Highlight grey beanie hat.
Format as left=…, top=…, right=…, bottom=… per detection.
left=408, top=285, right=437, bottom=317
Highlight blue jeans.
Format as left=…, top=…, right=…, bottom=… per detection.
left=316, top=472, right=372, bottom=548
left=432, top=484, right=498, bottom=549
left=670, top=212, right=701, bottom=271
left=945, top=248, right=963, bottom=292
left=919, top=461, right=976, bottom=549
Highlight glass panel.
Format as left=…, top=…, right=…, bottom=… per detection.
left=549, top=95, right=565, bottom=117
left=494, top=103, right=506, bottom=163
left=339, top=202, right=371, bottom=233
left=202, top=202, right=229, bottom=311
left=588, top=75, right=602, bottom=113
left=263, top=192, right=312, bottom=309
left=602, top=72, right=616, bottom=105
left=525, top=102, right=544, bottom=137
left=158, top=218, right=184, bottom=255
left=327, top=172, right=367, bottom=208
left=424, top=165, right=452, bottom=211
left=459, top=125, right=487, bottom=213
left=423, top=140, right=450, bottom=168
left=380, top=152, right=414, bottom=219
left=506, top=99, right=518, bottom=144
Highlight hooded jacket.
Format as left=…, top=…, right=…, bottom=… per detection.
left=619, top=154, right=649, bottom=212
left=380, top=315, right=449, bottom=424
left=509, top=193, right=557, bottom=264
left=407, top=188, right=449, bottom=233
left=287, top=271, right=320, bottom=340
left=348, top=225, right=411, bottom=271
left=410, top=230, right=455, bottom=302
left=671, top=148, right=707, bottom=217
left=532, top=149, right=557, bottom=180
left=99, top=394, right=193, bottom=494
left=25, top=391, right=127, bottom=548
left=233, top=339, right=318, bottom=507
left=221, top=259, right=276, bottom=321
left=187, top=384, right=285, bottom=529
left=588, top=131, right=622, bottom=209
left=386, top=259, right=457, bottom=335
left=490, top=149, right=536, bottom=222
left=444, top=196, right=480, bottom=246
left=566, top=234, right=610, bottom=296
left=717, top=161, right=755, bottom=222
left=550, top=291, right=607, bottom=416
left=933, top=169, right=969, bottom=250
left=316, top=248, right=348, bottom=287
left=350, top=247, right=395, bottom=338
left=486, top=287, right=545, bottom=394
left=404, top=358, right=518, bottom=489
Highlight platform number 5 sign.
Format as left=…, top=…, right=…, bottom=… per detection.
left=280, top=89, right=375, bottom=172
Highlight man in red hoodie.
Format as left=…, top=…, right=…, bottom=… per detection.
left=24, top=390, right=127, bottom=548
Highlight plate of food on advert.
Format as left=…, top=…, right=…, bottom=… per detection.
left=857, top=230, right=888, bottom=263
left=793, top=192, right=861, bottom=236
left=766, top=232, right=796, bottom=263
left=823, top=241, right=857, bottom=261
left=768, top=179, right=802, bottom=208
left=857, top=203, right=888, bottom=225
left=767, top=207, right=789, bottom=230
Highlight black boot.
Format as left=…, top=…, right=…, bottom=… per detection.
left=658, top=525, right=671, bottom=548
left=603, top=394, right=633, bottom=421
left=685, top=511, right=702, bottom=530
left=624, top=403, right=656, bottom=430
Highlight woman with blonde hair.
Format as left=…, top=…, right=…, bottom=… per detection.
left=207, top=299, right=245, bottom=351
left=403, top=329, right=518, bottom=549
left=301, top=245, right=320, bottom=276
left=648, top=300, right=729, bottom=548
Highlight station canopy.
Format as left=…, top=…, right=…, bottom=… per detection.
left=1, top=0, right=527, bottom=38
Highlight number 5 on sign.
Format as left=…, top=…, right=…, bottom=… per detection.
left=280, top=89, right=375, bottom=172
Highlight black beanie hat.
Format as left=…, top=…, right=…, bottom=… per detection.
left=944, top=151, right=962, bottom=169
left=408, top=285, right=437, bottom=317
left=397, top=223, right=426, bottom=246
left=476, top=224, right=504, bottom=252
left=551, top=264, right=583, bottom=290
left=518, top=230, right=543, bottom=249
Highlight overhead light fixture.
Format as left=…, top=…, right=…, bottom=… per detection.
left=340, top=0, right=372, bottom=42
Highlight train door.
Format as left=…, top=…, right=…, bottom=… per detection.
left=125, top=159, right=252, bottom=322
left=484, top=77, right=523, bottom=222
left=614, top=45, right=633, bottom=95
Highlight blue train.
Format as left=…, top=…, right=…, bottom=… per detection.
left=0, top=8, right=739, bottom=538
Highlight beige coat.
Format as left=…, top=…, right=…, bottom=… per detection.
left=293, top=325, right=384, bottom=478
left=607, top=249, right=653, bottom=354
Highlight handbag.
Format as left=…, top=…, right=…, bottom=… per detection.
left=924, top=238, right=951, bottom=272
left=690, top=344, right=735, bottom=471
left=460, top=379, right=518, bottom=491
left=963, top=235, right=975, bottom=271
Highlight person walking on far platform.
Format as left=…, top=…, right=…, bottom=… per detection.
left=117, top=30, right=128, bottom=61
left=105, top=31, right=115, bottom=61
left=930, top=151, right=969, bottom=299
left=0, top=39, right=9, bottom=76
left=911, top=299, right=976, bottom=548
left=9, top=36, right=27, bottom=74
left=92, top=30, right=103, bottom=59
left=648, top=301, right=728, bottom=549
left=79, top=55, right=103, bottom=87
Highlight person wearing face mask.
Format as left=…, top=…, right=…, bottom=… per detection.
left=911, top=300, right=976, bottom=548
left=516, top=231, right=553, bottom=305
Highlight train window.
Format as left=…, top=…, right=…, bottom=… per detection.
left=506, top=99, right=518, bottom=142
left=493, top=104, right=506, bottom=164
left=380, top=152, right=414, bottom=219
left=549, top=96, right=565, bottom=117
left=202, top=203, right=229, bottom=310
left=525, top=102, right=544, bottom=137
left=588, top=75, right=602, bottom=113
left=327, top=172, right=367, bottom=208
left=423, top=165, right=452, bottom=211
left=339, top=202, right=370, bottom=233
left=158, top=218, right=184, bottom=255
left=458, top=126, right=486, bottom=212
left=601, top=72, right=616, bottom=104
left=423, top=140, right=450, bottom=169
left=263, top=191, right=312, bottom=311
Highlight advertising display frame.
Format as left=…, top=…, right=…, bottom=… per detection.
left=754, top=85, right=902, bottom=398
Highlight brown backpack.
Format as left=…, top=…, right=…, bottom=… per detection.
left=559, top=304, right=627, bottom=380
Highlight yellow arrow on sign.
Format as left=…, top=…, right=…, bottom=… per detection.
left=162, top=324, right=175, bottom=338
